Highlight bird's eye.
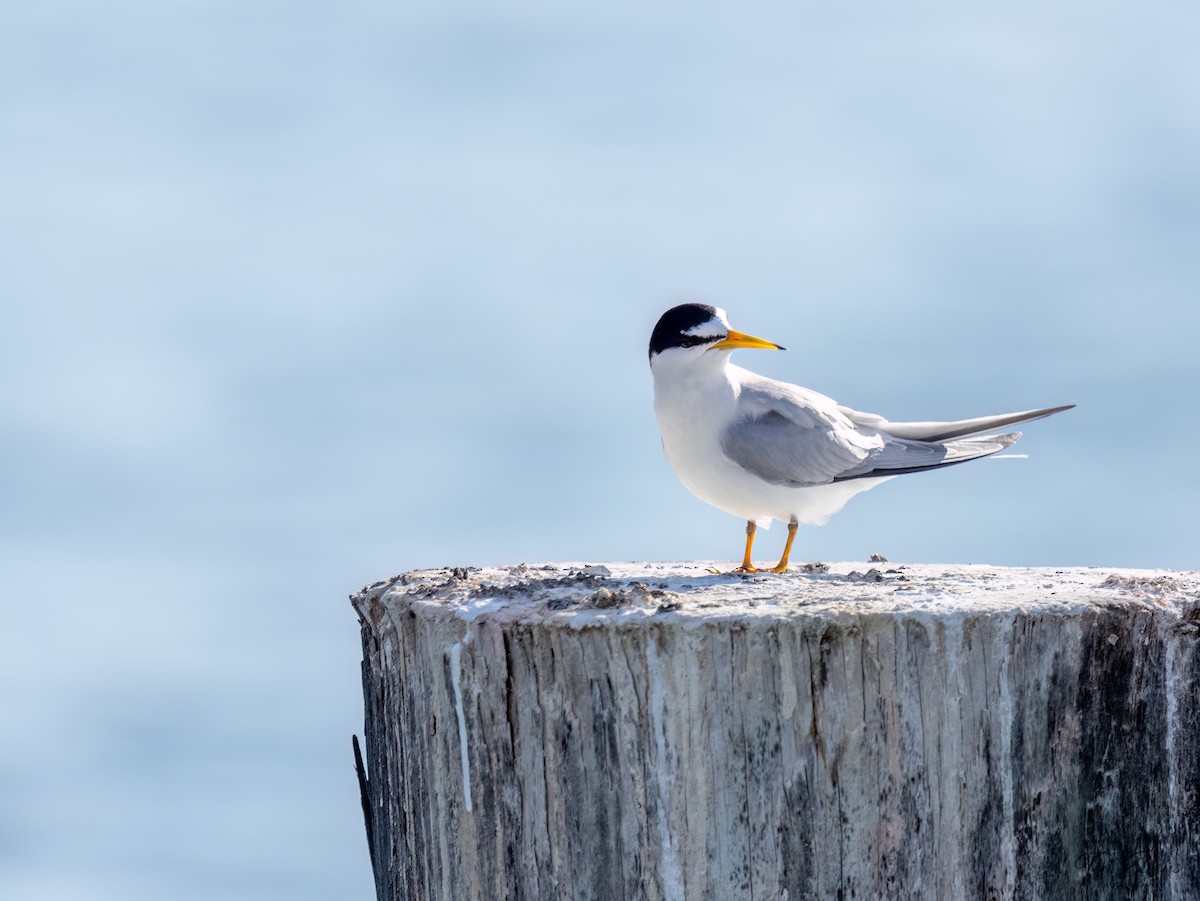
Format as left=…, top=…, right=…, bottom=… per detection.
left=677, top=334, right=720, bottom=348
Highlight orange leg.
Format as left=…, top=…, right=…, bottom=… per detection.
left=769, top=520, right=799, bottom=573
left=733, top=520, right=759, bottom=573
left=709, top=521, right=760, bottom=574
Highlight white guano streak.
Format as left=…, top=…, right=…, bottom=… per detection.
left=449, top=639, right=473, bottom=813
left=1165, top=628, right=1181, bottom=900
left=995, top=616, right=1017, bottom=895
left=646, top=635, right=684, bottom=900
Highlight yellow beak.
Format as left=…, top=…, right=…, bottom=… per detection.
left=710, top=329, right=786, bottom=352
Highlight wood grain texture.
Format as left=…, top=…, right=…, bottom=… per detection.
left=351, top=563, right=1200, bottom=901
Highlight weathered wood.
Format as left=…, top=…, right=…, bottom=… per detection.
left=351, top=563, right=1200, bottom=901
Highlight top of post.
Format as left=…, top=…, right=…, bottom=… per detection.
left=351, top=561, right=1199, bottom=631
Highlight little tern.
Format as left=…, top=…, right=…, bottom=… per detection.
left=649, top=303, right=1074, bottom=573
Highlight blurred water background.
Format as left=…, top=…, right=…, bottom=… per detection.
left=2, top=1, right=1197, bottom=897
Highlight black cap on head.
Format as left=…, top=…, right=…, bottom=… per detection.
left=648, top=303, right=725, bottom=360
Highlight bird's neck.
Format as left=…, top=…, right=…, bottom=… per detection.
left=652, top=354, right=741, bottom=442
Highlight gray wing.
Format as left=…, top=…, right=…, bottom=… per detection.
left=722, top=376, right=1033, bottom=486
left=720, top=380, right=881, bottom=486
left=721, top=409, right=871, bottom=486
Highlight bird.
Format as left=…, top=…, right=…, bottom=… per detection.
left=648, top=302, right=1074, bottom=574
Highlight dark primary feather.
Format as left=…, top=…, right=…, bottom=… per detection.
left=832, top=433, right=1021, bottom=481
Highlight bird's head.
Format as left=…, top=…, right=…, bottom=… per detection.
left=648, top=303, right=784, bottom=370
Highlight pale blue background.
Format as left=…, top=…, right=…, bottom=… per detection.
left=2, top=1, right=1197, bottom=897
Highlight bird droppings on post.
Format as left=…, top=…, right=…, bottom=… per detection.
left=587, top=587, right=622, bottom=608
left=845, top=568, right=885, bottom=583
left=588, top=582, right=672, bottom=610
left=1100, top=573, right=1185, bottom=597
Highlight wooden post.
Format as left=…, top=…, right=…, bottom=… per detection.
left=351, top=562, right=1200, bottom=900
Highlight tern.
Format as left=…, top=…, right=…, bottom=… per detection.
left=649, top=303, right=1073, bottom=573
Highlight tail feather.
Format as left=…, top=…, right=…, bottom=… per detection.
left=867, top=404, right=1075, bottom=443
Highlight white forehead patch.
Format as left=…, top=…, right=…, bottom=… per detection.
left=682, top=307, right=729, bottom=338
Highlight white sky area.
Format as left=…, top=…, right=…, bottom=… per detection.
left=2, top=1, right=1198, bottom=898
